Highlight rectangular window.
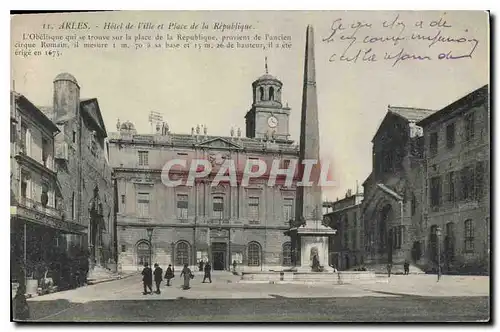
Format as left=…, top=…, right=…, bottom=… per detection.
left=10, top=122, right=16, bottom=143
left=121, top=245, right=126, bottom=252
left=282, top=159, right=291, bottom=169
left=121, top=194, right=125, bottom=204
left=137, top=193, right=150, bottom=217
left=20, top=172, right=29, bottom=199
left=138, top=151, right=149, bottom=166
left=343, top=217, right=349, bottom=248
left=213, top=196, right=224, bottom=219
left=177, top=194, right=188, bottom=219
left=42, top=138, right=48, bottom=166
left=283, top=198, right=294, bottom=224
left=429, top=132, right=438, bottom=156
left=430, top=176, right=441, bottom=207
left=464, top=219, right=474, bottom=253
left=446, top=122, right=455, bottom=149
left=20, top=123, right=28, bottom=154
left=447, top=171, right=456, bottom=202
left=460, top=166, right=475, bottom=201
left=248, top=197, right=260, bottom=224
left=72, top=130, right=76, bottom=144
left=465, top=112, right=475, bottom=143
left=475, top=161, right=485, bottom=200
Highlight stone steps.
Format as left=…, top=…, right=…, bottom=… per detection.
left=241, top=271, right=382, bottom=284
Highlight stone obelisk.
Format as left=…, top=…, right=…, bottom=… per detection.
left=290, top=25, right=336, bottom=272
left=295, top=24, right=323, bottom=224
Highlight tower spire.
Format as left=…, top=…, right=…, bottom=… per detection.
left=265, top=56, right=268, bottom=74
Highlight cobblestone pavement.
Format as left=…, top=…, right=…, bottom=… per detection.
left=19, top=273, right=490, bottom=322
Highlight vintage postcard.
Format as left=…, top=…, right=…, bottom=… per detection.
left=10, top=10, right=490, bottom=322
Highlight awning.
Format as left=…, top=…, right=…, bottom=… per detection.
left=11, top=205, right=87, bottom=235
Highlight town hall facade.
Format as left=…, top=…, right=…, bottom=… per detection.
left=108, top=70, right=301, bottom=272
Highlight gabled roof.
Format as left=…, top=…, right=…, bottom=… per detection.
left=371, top=106, right=436, bottom=143
left=388, top=106, right=436, bottom=122
left=13, top=92, right=59, bottom=134
left=80, top=98, right=108, bottom=138
left=417, top=84, right=489, bottom=127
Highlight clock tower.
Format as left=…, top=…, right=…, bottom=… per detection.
left=245, top=58, right=291, bottom=140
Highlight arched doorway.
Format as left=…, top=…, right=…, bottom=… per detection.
left=136, top=241, right=151, bottom=267
left=378, top=204, right=393, bottom=263
left=175, top=241, right=191, bottom=266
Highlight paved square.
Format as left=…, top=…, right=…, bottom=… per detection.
left=20, top=273, right=490, bottom=322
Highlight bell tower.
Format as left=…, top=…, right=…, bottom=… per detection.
left=245, top=57, right=291, bottom=140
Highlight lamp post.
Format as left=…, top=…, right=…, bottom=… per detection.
left=146, top=228, right=154, bottom=266
left=436, top=226, right=442, bottom=282
left=170, top=242, right=175, bottom=269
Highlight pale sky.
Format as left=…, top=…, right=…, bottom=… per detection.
left=11, top=11, right=489, bottom=201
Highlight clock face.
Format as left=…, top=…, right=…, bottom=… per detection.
left=268, top=116, right=278, bottom=128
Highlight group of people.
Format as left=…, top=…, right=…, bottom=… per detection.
left=386, top=261, right=411, bottom=277
left=141, top=261, right=213, bottom=294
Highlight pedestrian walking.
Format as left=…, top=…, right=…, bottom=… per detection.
left=153, top=263, right=163, bottom=294
left=404, top=260, right=410, bottom=275
left=232, top=260, right=237, bottom=273
left=387, top=263, right=392, bottom=278
left=180, top=263, right=193, bottom=290
left=198, top=260, right=204, bottom=272
left=141, top=262, right=153, bottom=295
left=203, top=262, right=212, bottom=283
left=164, top=264, right=174, bottom=286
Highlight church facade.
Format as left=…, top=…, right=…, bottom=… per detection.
left=109, top=71, right=300, bottom=272
left=361, top=106, right=435, bottom=269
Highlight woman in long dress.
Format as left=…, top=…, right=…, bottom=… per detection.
left=180, top=263, right=192, bottom=290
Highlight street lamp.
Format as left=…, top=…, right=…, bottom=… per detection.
left=146, top=228, right=154, bottom=266
left=436, top=226, right=442, bottom=282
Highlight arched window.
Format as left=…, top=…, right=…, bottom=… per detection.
left=269, top=87, right=275, bottom=101
left=136, top=241, right=150, bottom=266
left=175, top=241, right=190, bottom=266
left=247, top=241, right=261, bottom=266
left=282, top=242, right=292, bottom=266
left=259, top=87, right=265, bottom=101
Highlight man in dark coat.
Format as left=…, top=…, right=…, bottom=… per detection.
left=141, top=263, right=153, bottom=295
left=203, top=262, right=212, bottom=283
left=153, top=263, right=163, bottom=294
left=164, top=264, right=174, bottom=286
left=404, top=260, right=410, bottom=275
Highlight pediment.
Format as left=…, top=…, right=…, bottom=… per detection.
left=197, top=137, right=242, bottom=150
left=362, top=177, right=406, bottom=214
